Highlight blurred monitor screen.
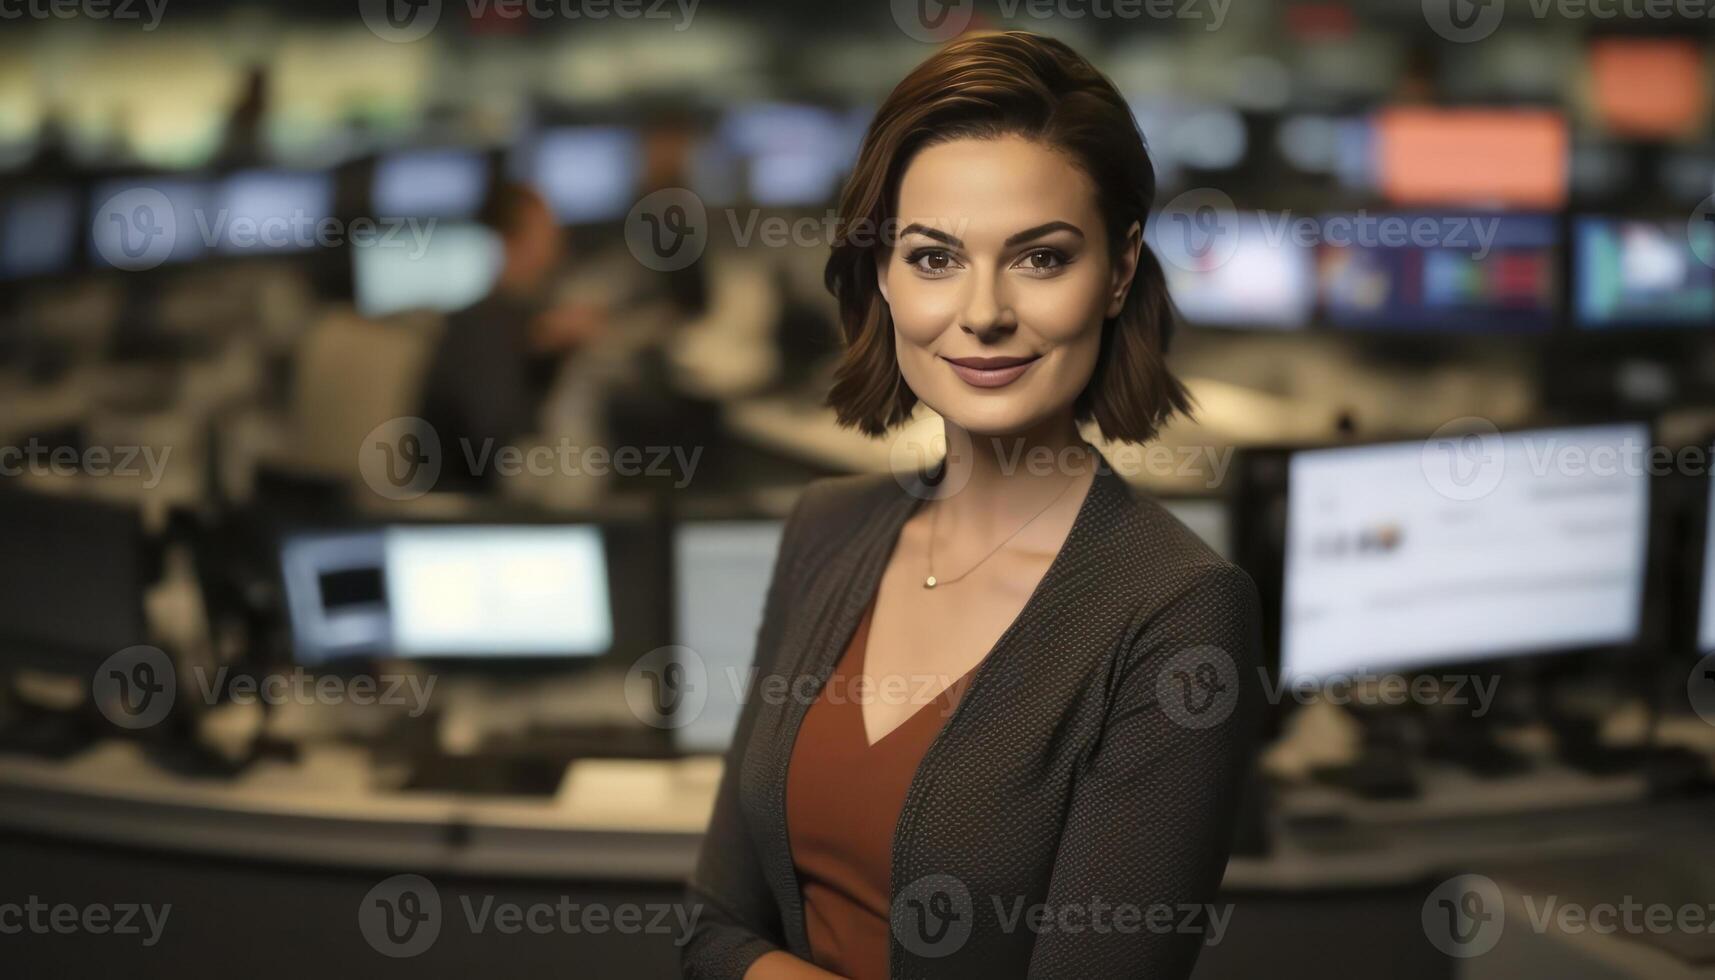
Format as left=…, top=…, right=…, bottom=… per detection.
left=720, top=103, right=862, bottom=207
left=372, top=148, right=489, bottom=219
left=1317, top=212, right=1559, bottom=332
left=673, top=520, right=784, bottom=753
left=0, top=490, right=147, bottom=665
left=88, top=178, right=213, bottom=268
left=351, top=221, right=502, bottom=317
left=1281, top=424, right=1649, bottom=681
left=281, top=529, right=391, bottom=665
left=1699, top=471, right=1715, bottom=653
left=1159, top=498, right=1230, bottom=560
left=516, top=126, right=640, bottom=223
left=386, top=525, right=611, bottom=658
left=0, top=186, right=78, bottom=280
left=1588, top=38, right=1708, bottom=140
left=213, top=170, right=335, bottom=253
left=1574, top=218, right=1715, bottom=329
left=1149, top=210, right=1315, bottom=329
left=1374, top=108, right=1568, bottom=209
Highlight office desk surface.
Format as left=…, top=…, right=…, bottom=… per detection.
left=3, top=741, right=1710, bottom=893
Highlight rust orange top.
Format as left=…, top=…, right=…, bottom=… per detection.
left=784, top=597, right=977, bottom=980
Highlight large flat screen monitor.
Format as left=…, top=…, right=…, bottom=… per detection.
left=1282, top=423, right=1650, bottom=680
left=281, top=524, right=612, bottom=664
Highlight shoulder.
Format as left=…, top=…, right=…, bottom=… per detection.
left=1084, top=476, right=1261, bottom=651
left=773, top=471, right=903, bottom=569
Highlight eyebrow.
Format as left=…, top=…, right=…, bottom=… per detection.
left=897, top=221, right=1085, bottom=249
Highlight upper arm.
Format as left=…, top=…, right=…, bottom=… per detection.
left=1024, top=563, right=1265, bottom=979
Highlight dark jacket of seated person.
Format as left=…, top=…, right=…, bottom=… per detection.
left=417, top=182, right=602, bottom=492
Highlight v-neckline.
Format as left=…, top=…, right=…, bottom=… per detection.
left=846, top=459, right=1110, bottom=750
left=848, top=598, right=981, bottom=750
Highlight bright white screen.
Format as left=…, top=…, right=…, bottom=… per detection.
left=352, top=222, right=502, bottom=317
left=673, top=521, right=782, bottom=753
left=1282, top=424, right=1649, bottom=680
left=385, top=526, right=611, bottom=657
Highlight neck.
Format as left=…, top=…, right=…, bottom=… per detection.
left=932, top=413, right=1096, bottom=526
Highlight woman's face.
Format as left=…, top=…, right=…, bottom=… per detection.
left=878, top=134, right=1140, bottom=439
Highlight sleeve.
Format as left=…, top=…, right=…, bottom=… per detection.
left=1024, top=563, right=1265, bottom=980
left=680, top=487, right=819, bottom=979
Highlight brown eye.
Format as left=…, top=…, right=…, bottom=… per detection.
left=1015, top=248, right=1067, bottom=274
left=905, top=247, right=958, bottom=276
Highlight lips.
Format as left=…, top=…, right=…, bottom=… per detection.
left=940, top=353, right=1041, bottom=388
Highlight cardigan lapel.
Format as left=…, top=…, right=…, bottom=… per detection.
left=760, top=448, right=1131, bottom=960
left=764, top=476, right=923, bottom=958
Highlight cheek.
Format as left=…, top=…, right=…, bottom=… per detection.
left=885, top=276, right=963, bottom=341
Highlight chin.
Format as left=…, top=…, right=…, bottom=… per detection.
left=924, top=393, right=1061, bottom=441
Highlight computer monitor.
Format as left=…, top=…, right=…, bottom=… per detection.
left=279, top=529, right=391, bottom=665
left=671, top=519, right=783, bottom=753
left=1317, top=212, right=1559, bottom=332
left=88, top=177, right=213, bottom=268
left=385, top=525, right=611, bottom=658
left=280, top=523, right=613, bottom=664
left=1281, top=423, right=1650, bottom=681
left=351, top=221, right=503, bottom=317
left=212, top=170, right=335, bottom=253
left=0, top=488, right=149, bottom=671
left=372, top=148, right=490, bottom=220
left=514, top=126, right=640, bottom=224
left=1148, top=210, right=1314, bottom=330
left=718, top=103, right=862, bottom=207
left=0, top=186, right=78, bottom=281
left=1574, top=217, right=1715, bottom=330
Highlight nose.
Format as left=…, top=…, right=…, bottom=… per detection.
left=958, top=268, right=1017, bottom=342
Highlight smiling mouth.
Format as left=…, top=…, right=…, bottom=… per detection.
left=940, top=353, right=1042, bottom=389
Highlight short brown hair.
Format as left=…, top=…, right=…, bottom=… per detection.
left=823, top=31, right=1191, bottom=444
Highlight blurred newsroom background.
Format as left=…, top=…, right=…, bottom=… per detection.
left=3, top=0, right=1715, bottom=977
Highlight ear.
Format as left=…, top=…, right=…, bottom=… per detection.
left=875, top=249, right=892, bottom=307
left=1106, top=220, right=1143, bottom=319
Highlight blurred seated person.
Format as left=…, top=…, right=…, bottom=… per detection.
left=419, top=181, right=605, bottom=492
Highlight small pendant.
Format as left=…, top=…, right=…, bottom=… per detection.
left=924, top=575, right=937, bottom=589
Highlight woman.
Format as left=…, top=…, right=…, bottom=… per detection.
left=683, top=31, right=1263, bottom=980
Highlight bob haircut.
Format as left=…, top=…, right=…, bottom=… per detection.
left=823, top=31, right=1191, bottom=444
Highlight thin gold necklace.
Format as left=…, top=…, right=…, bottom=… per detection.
left=923, top=468, right=1082, bottom=589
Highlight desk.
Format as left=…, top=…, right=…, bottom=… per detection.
left=3, top=743, right=1712, bottom=979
